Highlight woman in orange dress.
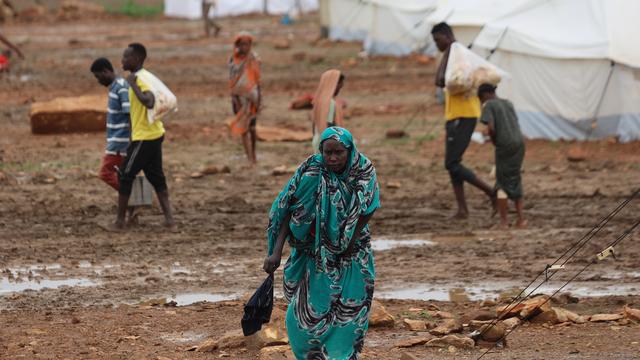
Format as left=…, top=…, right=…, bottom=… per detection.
left=229, top=32, right=261, bottom=165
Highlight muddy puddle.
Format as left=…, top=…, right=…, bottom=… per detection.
left=371, top=238, right=435, bottom=251
left=1, top=263, right=97, bottom=294
left=167, top=293, right=239, bottom=306
left=0, top=277, right=98, bottom=294
left=377, top=280, right=640, bottom=302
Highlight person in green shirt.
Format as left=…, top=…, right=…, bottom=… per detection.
left=478, top=84, right=527, bottom=229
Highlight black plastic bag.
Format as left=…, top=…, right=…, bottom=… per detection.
left=241, top=273, right=274, bottom=336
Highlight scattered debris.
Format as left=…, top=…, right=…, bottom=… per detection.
left=58, top=0, right=104, bottom=20
left=342, top=57, right=358, bottom=68
left=273, top=39, right=291, bottom=50
left=256, top=125, right=311, bottom=142
left=393, top=335, right=432, bottom=348
left=19, top=6, right=47, bottom=21
left=531, top=307, right=559, bottom=324
left=478, top=322, right=506, bottom=342
left=258, top=345, right=295, bottom=359
left=567, top=145, right=587, bottom=162
left=403, top=318, right=427, bottom=331
left=138, top=298, right=167, bottom=307
left=415, top=55, right=433, bottom=65
left=448, top=288, right=471, bottom=303
left=291, top=52, right=306, bottom=62
left=374, top=104, right=404, bottom=115
left=308, top=55, right=325, bottom=64
left=429, top=318, right=462, bottom=336
left=289, top=94, right=314, bottom=110
left=426, top=335, right=474, bottom=349
left=481, top=299, right=497, bottom=307
left=386, top=181, right=401, bottom=189
left=497, top=295, right=551, bottom=320
left=468, top=310, right=496, bottom=322
left=385, top=129, right=408, bottom=139
left=193, top=329, right=247, bottom=352
left=369, top=300, right=395, bottom=327
left=553, top=307, right=587, bottom=324
left=501, top=317, right=521, bottom=331
left=191, top=165, right=231, bottom=179
left=589, top=313, right=624, bottom=322
left=400, top=352, right=420, bottom=360
left=623, top=305, right=640, bottom=321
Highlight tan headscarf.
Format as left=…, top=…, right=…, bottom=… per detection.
left=312, top=69, right=344, bottom=133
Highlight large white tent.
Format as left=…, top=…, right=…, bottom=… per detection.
left=321, top=0, right=440, bottom=56
left=425, top=0, right=540, bottom=46
left=164, top=0, right=318, bottom=20
left=473, top=0, right=640, bottom=142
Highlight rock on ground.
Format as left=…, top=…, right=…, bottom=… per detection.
left=426, top=335, right=474, bottom=349
left=369, top=300, right=395, bottom=327
left=429, top=318, right=462, bottom=336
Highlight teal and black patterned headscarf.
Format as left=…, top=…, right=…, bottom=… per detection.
left=267, top=127, right=380, bottom=265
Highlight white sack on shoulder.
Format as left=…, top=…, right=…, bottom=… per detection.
left=445, top=42, right=509, bottom=95
left=136, top=69, right=178, bottom=124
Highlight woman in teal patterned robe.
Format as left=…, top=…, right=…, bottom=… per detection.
left=263, top=127, right=380, bottom=359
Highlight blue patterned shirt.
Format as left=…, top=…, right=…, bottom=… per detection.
left=106, top=77, right=131, bottom=154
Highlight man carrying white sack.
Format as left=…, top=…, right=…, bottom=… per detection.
left=111, top=42, right=175, bottom=231
left=431, top=22, right=496, bottom=220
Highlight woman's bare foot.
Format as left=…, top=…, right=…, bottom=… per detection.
left=105, top=221, right=125, bottom=232
left=490, top=191, right=498, bottom=218
left=126, top=207, right=140, bottom=227
left=450, top=211, right=469, bottom=220
left=163, top=220, right=177, bottom=231
left=515, top=219, right=528, bottom=229
left=491, top=222, right=510, bottom=230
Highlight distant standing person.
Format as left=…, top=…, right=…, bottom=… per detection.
left=112, top=43, right=175, bottom=230
left=202, top=0, right=221, bottom=37
left=478, top=84, right=526, bottom=229
left=311, top=69, right=344, bottom=150
left=431, top=22, right=495, bottom=219
left=90, top=57, right=138, bottom=224
left=229, top=32, right=261, bottom=165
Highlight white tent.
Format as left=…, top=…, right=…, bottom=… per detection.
left=473, top=0, right=640, bottom=142
left=425, top=0, right=541, bottom=46
left=321, top=0, right=440, bottom=56
left=164, top=0, right=318, bottom=20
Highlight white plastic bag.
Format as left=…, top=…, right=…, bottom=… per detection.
left=445, top=42, right=508, bottom=95
left=136, top=69, right=178, bottom=124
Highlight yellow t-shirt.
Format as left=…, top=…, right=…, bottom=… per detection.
left=444, top=91, right=481, bottom=121
left=130, top=74, right=165, bottom=141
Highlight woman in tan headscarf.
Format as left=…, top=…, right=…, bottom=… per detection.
left=229, top=31, right=261, bottom=165
left=311, top=69, right=344, bottom=150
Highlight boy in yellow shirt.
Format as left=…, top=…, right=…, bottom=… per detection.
left=111, top=43, right=175, bottom=230
left=431, top=23, right=495, bottom=219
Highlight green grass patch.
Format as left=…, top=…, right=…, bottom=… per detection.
left=107, top=0, right=163, bottom=17
left=414, top=132, right=438, bottom=145
left=0, top=159, right=83, bottom=172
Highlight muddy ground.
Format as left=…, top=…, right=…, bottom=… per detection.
left=1, top=8, right=639, bottom=360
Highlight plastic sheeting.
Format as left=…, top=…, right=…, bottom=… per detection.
left=474, top=0, right=640, bottom=67
left=426, top=0, right=540, bottom=46
left=470, top=0, right=640, bottom=142
left=323, top=0, right=439, bottom=56
left=490, top=51, right=640, bottom=142
left=164, top=0, right=318, bottom=19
